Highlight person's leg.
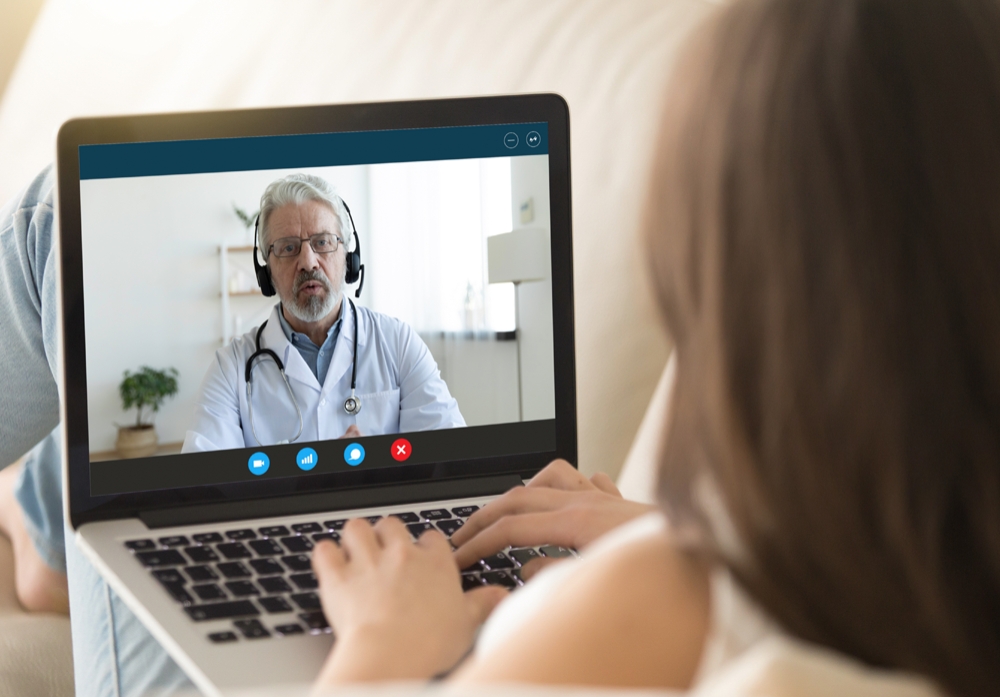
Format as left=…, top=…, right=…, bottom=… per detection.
left=1, top=166, right=194, bottom=695
left=0, top=165, right=68, bottom=611
left=0, top=427, right=69, bottom=612
left=66, top=524, right=195, bottom=697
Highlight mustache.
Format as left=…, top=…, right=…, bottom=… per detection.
left=292, top=269, right=332, bottom=294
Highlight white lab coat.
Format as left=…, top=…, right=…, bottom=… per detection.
left=182, top=303, right=465, bottom=451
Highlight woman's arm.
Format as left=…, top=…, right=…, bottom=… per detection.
left=452, top=532, right=711, bottom=690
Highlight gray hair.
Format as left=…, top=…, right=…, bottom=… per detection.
left=258, top=173, right=351, bottom=254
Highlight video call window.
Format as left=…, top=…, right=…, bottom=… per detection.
left=79, top=150, right=555, bottom=469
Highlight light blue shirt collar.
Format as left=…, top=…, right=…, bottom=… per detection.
left=276, top=302, right=343, bottom=386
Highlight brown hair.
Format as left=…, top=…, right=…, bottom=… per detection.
left=647, top=0, right=1000, bottom=695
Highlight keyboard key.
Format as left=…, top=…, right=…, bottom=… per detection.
left=291, top=522, right=323, bottom=534
left=406, top=522, right=435, bottom=539
left=259, top=526, right=290, bottom=537
left=184, top=565, right=217, bottom=582
left=299, top=611, right=330, bottom=632
left=462, top=561, right=485, bottom=573
left=289, top=572, right=318, bottom=590
left=248, top=539, right=283, bottom=556
left=216, top=562, right=252, bottom=579
left=461, top=574, right=484, bottom=591
left=225, top=581, right=260, bottom=597
left=249, top=559, right=284, bottom=576
left=136, top=550, right=186, bottom=567
left=290, top=592, right=321, bottom=610
left=391, top=512, right=420, bottom=523
left=482, top=570, right=518, bottom=588
left=184, top=546, right=219, bottom=563
left=452, top=506, right=479, bottom=518
left=539, top=545, right=574, bottom=558
left=186, top=600, right=259, bottom=621
left=226, top=529, right=257, bottom=540
left=509, top=548, right=540, bottom=566
left=481, top=553, right=515, bottom=570
left=152, top=568, right=184, bottom=584
left=436, top=519, right=464, bottom=536
left=420, top=509, right=451, bottom=520
left=125, top=539, right=157, bottom=551
left=259, top=596, right=294, bottom=614
left=161, top=581, right=195, bottom=605
left=208, top=631, right=238, bottom=643
left=362, top=516, right=383, bottom=525
left=258, top=576, right=293, bottom=594
left=312, top=532, right=340, bottom=543
left=191, top=584, right=227, bottom=602
left=233, top=619, right=270, bottom=639
left=323, top=519, right=347, bottom=530
left=281, top=555, right=312, bottom=572
left=217, top=543, right=253, bottom=560
left=192, top=532, right=224, bottom=544
left=274, top=623, right=304, bottom=636
left=280, top=536, right=313, bottom=553
left=158, top=536, right=189, bottom=547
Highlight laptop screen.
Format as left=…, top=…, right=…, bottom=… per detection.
left=74, top=121, right=561, bottom=497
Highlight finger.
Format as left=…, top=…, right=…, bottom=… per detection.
left=373, top=515, right=412, bottom=548
left=518, top=556, right=562, bottom=582
left=453, top=510, right=576, bottom=570
left=414, top=527, right=452, bottom=556
left=589, top=472, right=623, bottom=497
left=527, top=459, right=592, bottom=491
left=311, top=539, right=347, bottom=580
left=464, top=585, right=509, bottom=624
left=340, top=518, right=380, bottom=563
left=450, top=486, right=569, bottom=548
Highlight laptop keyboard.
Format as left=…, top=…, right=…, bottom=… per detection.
left=122, top=505, right=575, bottom=643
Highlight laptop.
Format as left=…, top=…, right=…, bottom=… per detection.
left=55, top=94, right=575, bottom=695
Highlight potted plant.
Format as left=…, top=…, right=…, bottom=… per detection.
left=116, top=366, right=179, bottom=459
left=233, top=203, right=260, bottom=245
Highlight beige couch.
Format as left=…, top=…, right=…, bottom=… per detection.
left=0, top=0, right=704, bottom=692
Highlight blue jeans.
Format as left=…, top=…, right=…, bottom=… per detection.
left=0, top=167, right=193, bottom=696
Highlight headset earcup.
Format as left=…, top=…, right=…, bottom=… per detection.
left=345, top=251, right=360, bottom=284
left=253, top=256, right=276, bottom=297
left=252, top=214, right=276, bottom=297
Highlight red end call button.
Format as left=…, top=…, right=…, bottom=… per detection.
left=390, top=438, right=412, bottom=462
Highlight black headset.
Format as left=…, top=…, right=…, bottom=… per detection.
left=253, top=198, right=365, bottom=298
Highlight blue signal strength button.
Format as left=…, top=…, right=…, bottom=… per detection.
left=344, top=443, right=365, bottom=467
left=248, top=452, right=270, bottom=476
left=296, top=447, right=318, bottom=471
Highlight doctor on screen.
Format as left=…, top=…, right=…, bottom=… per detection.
left=183, top=173, right=465, bottom=452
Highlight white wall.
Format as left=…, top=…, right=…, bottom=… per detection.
left=80, top=165, right=369, bottom=451
left=509, top=155, right=556, bottom=421
left=421, top=334, right=519, bottom=426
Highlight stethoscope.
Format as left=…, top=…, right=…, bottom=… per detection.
left=244, top=297, right=362, bottom=446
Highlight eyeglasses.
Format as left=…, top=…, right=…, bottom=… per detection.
left=267, top=233, right=342, bottom=259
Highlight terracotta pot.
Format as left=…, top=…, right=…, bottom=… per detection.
left=116, top=425, right=158, bottom=459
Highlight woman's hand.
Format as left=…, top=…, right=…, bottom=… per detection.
left=312, top=517, right=507, bottom=686
left=451, top=459, right=656, bottom=577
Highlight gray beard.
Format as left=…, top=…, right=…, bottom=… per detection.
left=280, top=272, right=341, bottom=323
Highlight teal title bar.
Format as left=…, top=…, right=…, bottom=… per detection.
left=79, top=122, right=548, bottom=179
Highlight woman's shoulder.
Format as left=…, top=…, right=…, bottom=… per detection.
left=462, top=518, right=711, bottom=690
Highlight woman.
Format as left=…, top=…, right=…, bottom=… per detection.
left=309, top=0, right=1000, bottom=694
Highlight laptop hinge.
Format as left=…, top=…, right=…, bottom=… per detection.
left=138, top=475, right=523, bottom=529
